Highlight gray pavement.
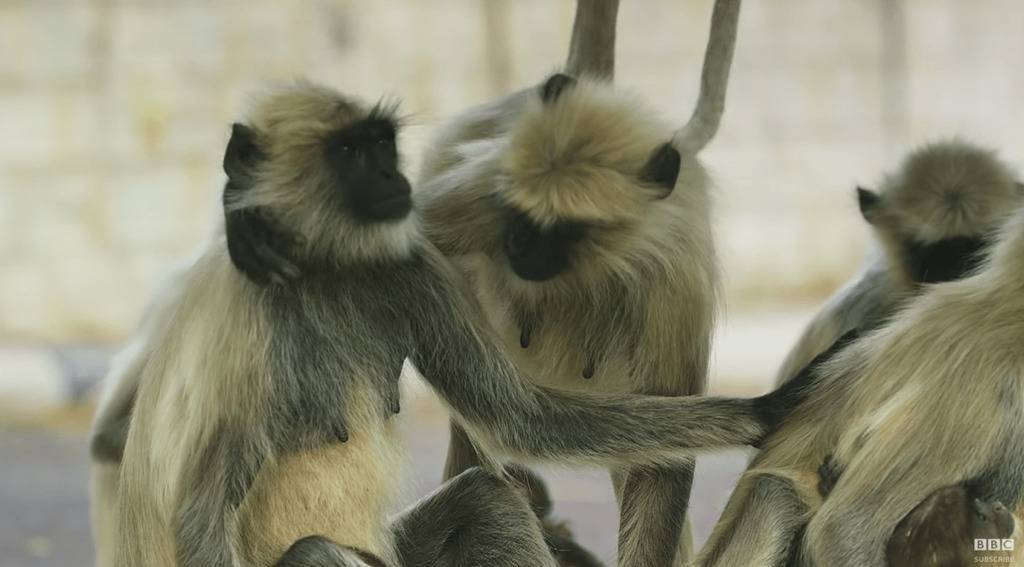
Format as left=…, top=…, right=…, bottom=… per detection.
left=0, top=405, right=750, bottom=567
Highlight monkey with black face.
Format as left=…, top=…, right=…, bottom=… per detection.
left=110, top=81, right=810, bottom=567
left=775, top=139, right=1023, bottom=387
left=422, top=3, right=742, bottom=565
left=92, top=4, right=617, bottom=564
left=702, top=140, right=1023, bottom=567
left=696, top=204, right=1024, bottom=566
left=221, top=3, right=742, bottom=565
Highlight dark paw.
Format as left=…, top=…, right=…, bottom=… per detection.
left=225, top=207, right=302, bottom=286
left=543, top=519, right=605, bottom=567
left=756, top=329, right=862, bottom=438
left=504, top=464, right=553, bottom=519
left=817, top=455, right=843, bottom=497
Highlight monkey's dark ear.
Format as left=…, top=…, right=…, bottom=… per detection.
left=857, top=186, right=881, bottom=224
left=640, top=143, right=681, bottom=198
left=540, top=73, right=577, bottom=104
left=224, top=123, right=263, bottom=181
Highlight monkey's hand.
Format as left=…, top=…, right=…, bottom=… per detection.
left=817, top=454, right=843, bottom=497
left=224, top=207, right=302, bottom=286
left=503, top=465, right=605, bottom=567
left=752, top=329, right=861, bottom=445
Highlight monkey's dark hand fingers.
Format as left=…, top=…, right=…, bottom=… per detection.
left=504, top=464, right=553, bottom=518
left=542, top=518, right=605, bottom=567
left=755, top=328, right=863, bottom=440
left=816, top=454, right=843, bottom=497
left=225, top=208, right=302, bottom=286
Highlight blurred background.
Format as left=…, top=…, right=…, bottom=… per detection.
left=1, top=1, right=1022, bottom=565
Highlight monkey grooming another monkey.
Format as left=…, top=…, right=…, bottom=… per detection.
left=109, top=81, right=811, bottom=567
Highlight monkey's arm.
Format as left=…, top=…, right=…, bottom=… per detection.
left=407, top=251, right=811, bottom=468
left=775, top=266, right=897, bottom=386
left=565, top=0, right=619, bottom=81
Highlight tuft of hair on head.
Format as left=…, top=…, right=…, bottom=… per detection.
left=499, top=74, right=680, bottom=228
left=859, top=138, right=1021, bottom=244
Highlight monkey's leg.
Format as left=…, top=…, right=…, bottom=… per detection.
left=393, top=467, right=558, bottom=567
left=442, top=421, right=486, bottom=480
left=696, top=473, right=812, bottom=567
left=615, top=460, right=695, bottom=567
left=90, top=463, right=120, bottom=567
left=565, top=0, right=619, bottom=80
left=275, top=536, right=387, bottom=567
left=444, top=426, right=603, bottom=566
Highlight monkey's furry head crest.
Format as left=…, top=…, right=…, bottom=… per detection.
left=869, top=139, right=1021, bottom=243
left=501, top=78, right=674, bottom=227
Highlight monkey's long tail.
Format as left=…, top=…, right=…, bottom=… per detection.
left=674, top=0, right=742, bottom=154
left=565, top=0, right=620, bottom=82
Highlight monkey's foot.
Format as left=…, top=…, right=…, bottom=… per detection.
left=543, top=518, right=605, bottom=567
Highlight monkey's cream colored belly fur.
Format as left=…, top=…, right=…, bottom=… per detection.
left=236, top=423, right=404, bottom=566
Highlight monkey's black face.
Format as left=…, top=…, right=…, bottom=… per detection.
left=324, top=117, right=412, bottom=223
left=900, top=235, right=987, bottom=284
left=504, top=211, right=586, bottom=282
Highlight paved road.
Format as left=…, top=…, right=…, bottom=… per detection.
left=0, top=401, right=751, bottom=567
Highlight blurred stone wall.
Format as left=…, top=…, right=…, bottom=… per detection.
left=1, top=0, right=1023, bottom=343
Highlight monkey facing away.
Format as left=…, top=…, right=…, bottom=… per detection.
left=109, top=81, right=810, bottom=567
left=774, top=139, right=1023, bottom=387
left=695, top=203, right=1024, bottom=566
left=220, top=2, right=743, bottom=565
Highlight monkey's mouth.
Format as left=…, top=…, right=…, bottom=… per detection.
left=356, top=193, right=413, bottom=222
left=506, top=251, right=570, bottom=282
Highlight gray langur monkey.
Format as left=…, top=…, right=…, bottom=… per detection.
left=774, top=139, right=1024, bottom=386
left=108, top=81, right=808, bottom=567
left=89, top=3, right=619, bottom=564
left=422, top=2, right=742, bottom=566
left=220, top=2, right=743, bottom=565
left=695, top=207, right=1024, bottom=566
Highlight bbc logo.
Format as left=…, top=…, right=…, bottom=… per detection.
left=975, top=539, right=1015, bottom=551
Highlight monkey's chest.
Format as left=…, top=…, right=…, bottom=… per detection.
left=476, top=291, right=635, bottom=393
left=235, top=417, right=405, bottom=567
